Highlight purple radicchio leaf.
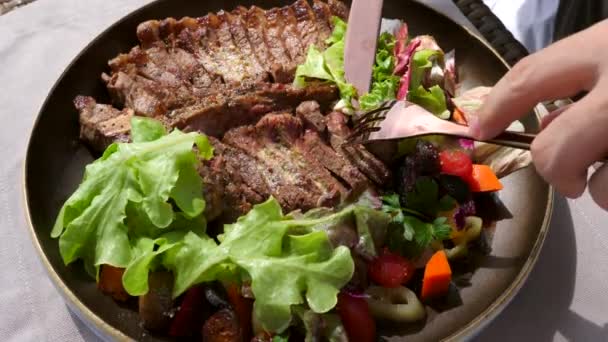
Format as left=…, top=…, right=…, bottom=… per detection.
left=444, top=49, right=458, bottom=96
left=454, top=200, right=476, bottom=230
left=396, top=38, right=421, bottom=100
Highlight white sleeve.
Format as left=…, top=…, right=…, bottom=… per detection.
left=483, top=0, right=559, bottom=52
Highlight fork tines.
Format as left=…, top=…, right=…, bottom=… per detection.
left=345, top=100, right=397, bottom=145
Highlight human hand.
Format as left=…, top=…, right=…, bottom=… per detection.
left=469, top=20, right=608, bottom=209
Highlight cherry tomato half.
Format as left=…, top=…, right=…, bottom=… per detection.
left=368, top=250, right=416, bottom=288
left=337, top=292, right=376, bottom=342
left=439, top=150, right=473, bottom=180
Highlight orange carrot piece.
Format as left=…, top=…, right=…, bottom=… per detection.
left=452, top=108, right=468, bottom=125
left=98, top=265, right=130, bottom=302
left=468, top=164, right=503, bottom=192
left=225, top=284, right=253, bottom=340
left=421, top=251, right=452, bottom=301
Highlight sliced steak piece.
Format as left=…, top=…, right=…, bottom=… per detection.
left=166, top=83, right=338, bottom=138
left=136, top=20, right=161, bottom=48
left=311, top=0, right=334, bottom=50
left=298, top=130, right=369, bottom=197
left=326, top=111, right=392, bottom=186
left=327, top=0, right=350, bottom=20
left=279, top=6, right=305, bottom=63
left=254, top=113, right=360, bottom=201
left=170, top=46, right=219, bottom=91
left=259, top=7, right=293, bottom=66
left=75, top=96, right=132, bottom=152
left=202, top=13, right=247, bottom=85
left=145, top=17, right=223, bottom=91
left=223, top=114, right=343, bottom=211
left=197, top=156, right=226, bottom=222
left=253, top=82, right=338, bottom=112
left=206, top=138, right=269, bottom=221
left=183, top=15, right=227, bottom=83
left=216, top=10, right=260, bottom=84
left=224, top=10, right=269, bottom=82
left=118, top=46, right=196, bottom=108
left=166, top=91, right=272, bottom=138
left=104, top=71, right=167, bottom=117
left=248, top=6, right=294, bottom=83
left=292, top=0, right=321, bottom=52
left=326, top=109, right=351, bottom=149
left=224, top=126, right=327, bottom=212
left=239, top=6, right=277, bottom=77
left=296, top=100, right=326, bottom=132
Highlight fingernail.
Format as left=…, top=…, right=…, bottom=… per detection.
left=468, top=117, right=481, bottom=139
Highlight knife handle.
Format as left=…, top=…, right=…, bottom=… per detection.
left=344, top=0, right=384, bottom=94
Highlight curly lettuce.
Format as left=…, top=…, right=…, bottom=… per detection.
left=294, top=17, right=356, bottom=112
left=124, top=197, right=357, bottom=333
left=51, top=117, right=213, bottom=277
left=359, top=32, right=400, bottom=110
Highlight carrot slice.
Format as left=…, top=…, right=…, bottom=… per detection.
left=98, top=265, right=130, bottom=302
left=225, top=284, right=253, bottom=340
left=468, top=164, right=503, bottom=192
left=452, top=108, right=468, bottom=125
left=421, top=251, right=452, bottom=301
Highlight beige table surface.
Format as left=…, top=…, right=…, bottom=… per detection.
left=1, top=0, right=607, bottom=341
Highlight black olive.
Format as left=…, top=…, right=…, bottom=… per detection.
left=413, top=140, right=440, bottom=176
left=439, top=174, right=472, bottom=204
left=204, top=283, right=231, bottom=309
left=396, top=156, right=418, bottom=203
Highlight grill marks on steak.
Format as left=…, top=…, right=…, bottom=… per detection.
left=326, top=111, right=392, bottom=186
left=224, top=10, right=268, bottom=82
left=165, top=83, right=338, bottom=138
left=311, top=0, right=334, bottom=49
left=74, top=1, right=393, bottom=222
left=293, top=0, right=322, bottom=53
left=223, top=113, right=344, bottom=212
left=75, top=96, right=133, bottom=152
left=103, top=1, right=345, bottom=113
left=217, top=112, right=381, bottom=214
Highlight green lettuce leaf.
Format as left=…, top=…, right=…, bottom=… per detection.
left=408, top=84, right=450, bottom=119
left=127, top=198, right=356, bottom=333
left=51, top=117, right=213, bottom=276
left=326, top=16, right=347, bottom=45
left=294, top=17, right=356, bottom=112
left=360, top=32, right=400, bottom=110
left=409, top=48, right=442, bottom=90
left=405, top=48, right=450, bottom=118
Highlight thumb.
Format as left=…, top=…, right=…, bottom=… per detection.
left=469, top=23, right=600, bottom=140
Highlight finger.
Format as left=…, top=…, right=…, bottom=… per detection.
left=540, top=103, right=571, bottom=130
left=589, top=163, right=608, bottom=210
left=470, top=22, right=606, bottom=140
left=530, top=88, right=608, bottom=198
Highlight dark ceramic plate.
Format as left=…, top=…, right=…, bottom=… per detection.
left=23, top=0, right=553, bottom=341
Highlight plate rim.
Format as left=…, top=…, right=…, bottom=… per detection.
left=21, top=0, right=554, bottom=341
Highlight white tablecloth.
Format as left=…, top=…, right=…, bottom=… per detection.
left=1, top=1, right=607, bottom=341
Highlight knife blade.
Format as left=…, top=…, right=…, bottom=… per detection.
left=343, top=0, right=384, bottom=95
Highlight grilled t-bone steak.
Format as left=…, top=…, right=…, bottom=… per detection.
left=103, top=0, right=348, bottom=118
left=75, top=0, right=392, bottom=222
left=213, top=111, right=372, bottom=220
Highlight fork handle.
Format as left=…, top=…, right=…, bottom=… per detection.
left=486, top=131, right=608, bottom=162
left=485, top=131, right=535, bottom=150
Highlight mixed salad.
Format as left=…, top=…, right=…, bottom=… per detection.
left=52, top=16, right=527, bottom=342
